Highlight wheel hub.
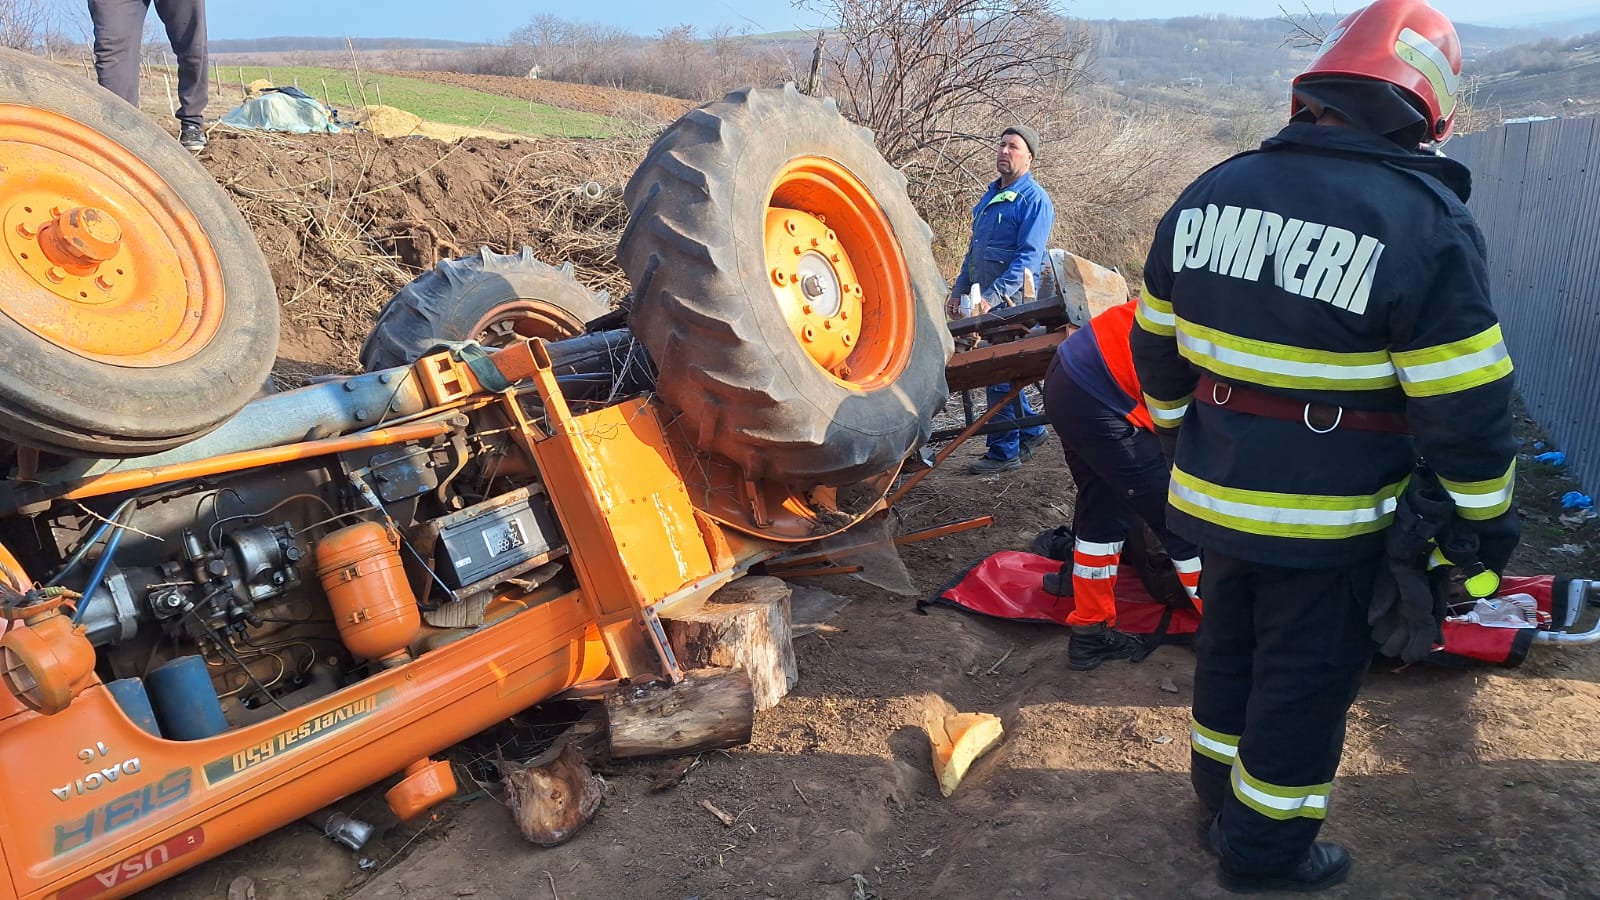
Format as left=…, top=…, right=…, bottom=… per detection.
left=0, top=104, right=224, bottom=366
left=765, top=209, right=862, bottom=376
left=763, top=156, right=914, bottom=390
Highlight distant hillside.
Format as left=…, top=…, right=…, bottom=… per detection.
left=1075, top=15, right=1597, bottom=130
left=211, top=37, right=485, bottom=53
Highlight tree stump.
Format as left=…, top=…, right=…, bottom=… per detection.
left=604, top=667, right=754, bottom=760
left=662, top=575, right=797, bottom=711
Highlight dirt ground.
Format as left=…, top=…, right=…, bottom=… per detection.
left=124, top=73, right=1600, bottom=899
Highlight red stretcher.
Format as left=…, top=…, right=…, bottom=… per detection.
left=928, top=550, right=1600, bottom=668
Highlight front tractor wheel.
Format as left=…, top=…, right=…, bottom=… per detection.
left=620, top=84, right=952, bottom=487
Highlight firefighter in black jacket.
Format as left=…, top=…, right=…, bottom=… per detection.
left=1129, top=0, right=1519, bottom=892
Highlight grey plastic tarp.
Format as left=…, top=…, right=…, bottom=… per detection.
left=220, top=91, right=340, bottom=134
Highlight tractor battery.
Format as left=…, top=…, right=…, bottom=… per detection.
left=433, top=488, right=561, bottom=589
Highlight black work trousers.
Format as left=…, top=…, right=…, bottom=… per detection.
left=89, top=0, right=209, bottom=127
left=1191, top=550, right=1378, bottom=874
left=1041, top=357, right=1198, bottom=559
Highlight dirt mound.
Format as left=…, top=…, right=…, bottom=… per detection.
left=197, top=128, right=646, bottom=379
left=355, top=104, right=524, bottom=142
left=385, top=70, right=696, bottom=126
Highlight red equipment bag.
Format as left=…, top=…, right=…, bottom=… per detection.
left=925, top=554, right=1569, bottom=669
left=922, top=550, right=1201, bottom=637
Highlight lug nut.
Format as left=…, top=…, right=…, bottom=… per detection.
left=45, top=266, right=66, bottom=283
left=784, top=219, right=797, bottom=234
left=842, top=333, right=855, bottom=346
left=801, top=326, right=815, bottom=342
left=95, top=275, right=115, bottom=290
left=772, top=268, right=788, bottom=286
left=16, top=221, right=36, bottom=238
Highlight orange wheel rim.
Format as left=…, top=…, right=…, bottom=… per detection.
left=468, top=300, right=586, bottom=348
left=763, top=157, right=914, bottom=389
left=0, top=104, right=224, bottom=367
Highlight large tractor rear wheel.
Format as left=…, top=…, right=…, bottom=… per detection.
left=619, top=84, right=952, bottom=488
left=360, top=247, right=609, bottom=371
left=0, top=50, right=279, bottom=457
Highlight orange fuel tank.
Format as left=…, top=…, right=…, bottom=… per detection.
left=316, top=522, right=421, bottom=663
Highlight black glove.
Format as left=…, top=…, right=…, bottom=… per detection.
left=1369, top=558, right=1447, bottom=662
left=1368, top=469, right=1454, bottom=663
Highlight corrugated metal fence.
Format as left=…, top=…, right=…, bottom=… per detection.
left=1449, top=117, right=1600, bottom=494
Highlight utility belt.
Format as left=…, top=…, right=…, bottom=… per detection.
left=1194, top=374, right=1410, bottom=435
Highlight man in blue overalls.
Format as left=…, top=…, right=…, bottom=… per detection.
left=948, top=125, right=1055, bottom=474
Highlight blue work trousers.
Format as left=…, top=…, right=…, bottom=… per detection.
left=984, top=382, right=1047, bottom=461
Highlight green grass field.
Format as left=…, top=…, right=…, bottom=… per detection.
left=199, top=65, right=622, bottom=138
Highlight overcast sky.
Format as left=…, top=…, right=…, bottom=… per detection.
left=45, top=0, right=1598, bottom=43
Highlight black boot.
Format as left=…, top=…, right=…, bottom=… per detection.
left=1212, top=815, right=1352, bottom=894
left=1067, top=622, right=1148, bottom=670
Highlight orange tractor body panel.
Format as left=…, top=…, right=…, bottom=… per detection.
left=0, top=363, right=771, bottom=898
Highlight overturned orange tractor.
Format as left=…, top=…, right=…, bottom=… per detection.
left=0, top=51, right=952, bottom=899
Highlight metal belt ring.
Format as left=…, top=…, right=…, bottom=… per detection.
left=1211, top=381, right=1232, bottom=405
left=1304, top=403, right=1342, bottom=434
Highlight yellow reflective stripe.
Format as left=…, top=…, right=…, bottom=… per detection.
left=1169, top=466, right=1402, bottom=539
left=1176, top=319, right=1398, bottom=391
left=1073, top=563, right=1117, bottom=580
left=1397, top=27, right=1461, bottom=119
left=1135, top=291, right=1175, bottom=336
left=1390, top=325, right=1513, bottom=398
left=1231, top=760, right=1330, bottom=821
left=1074, top=539, right=1125, bottom=557
left=1145, top=392, right=1190, bottom=425
left=1438, top=462, right=1515, bottom=520
left=1190, top=718, right=1238, bottom=765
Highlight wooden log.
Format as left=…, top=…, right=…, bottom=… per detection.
left=662, top=576, right=798, bottom=711
left=604, top=667, right=754, bottom=760
left=502, top=742, right=604, bottom=846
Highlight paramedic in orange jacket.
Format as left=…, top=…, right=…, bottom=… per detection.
left=1042, top=298, right=1202, bottom=670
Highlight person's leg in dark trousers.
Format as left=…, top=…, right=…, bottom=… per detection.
left=153, top=0, right=207, bottom=128
left=1043, top=362, right=1199, bottom=562
left=982, top=381, right=1047, bottom=462
left=88, top=0, right=149, bottom=107
left=1195, top=551, right=1377, bottom=883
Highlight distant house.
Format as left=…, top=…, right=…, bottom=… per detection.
left=526, top=65, right=543, bottom=80
left=1179, top=76, right=1203, bottom=88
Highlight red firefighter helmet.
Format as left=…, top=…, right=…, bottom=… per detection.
left=1292, top=0, right=1464, bottom=142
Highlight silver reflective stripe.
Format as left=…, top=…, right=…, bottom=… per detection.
left=1191, top=727, right=1237, bottom=760
left=1171, top=556, right=1202, bottom=574
left=1177, top=330, right=1397, bottom=383
left=1446, top=482, right=1514, bottom=511
left=1170, top=478, right=1398, bottom=528
left=1073, top=563, right=1117, bottom=580
left=1149, top=402, right=1189, bottom=425
left=1139, top=297, right=1175, bottom=328
left=1075, top=539, right=1125, bottom=557
left=1232, top=768, right=1329, bottom=813
left=1395, top=343, right=1510, bottom=387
